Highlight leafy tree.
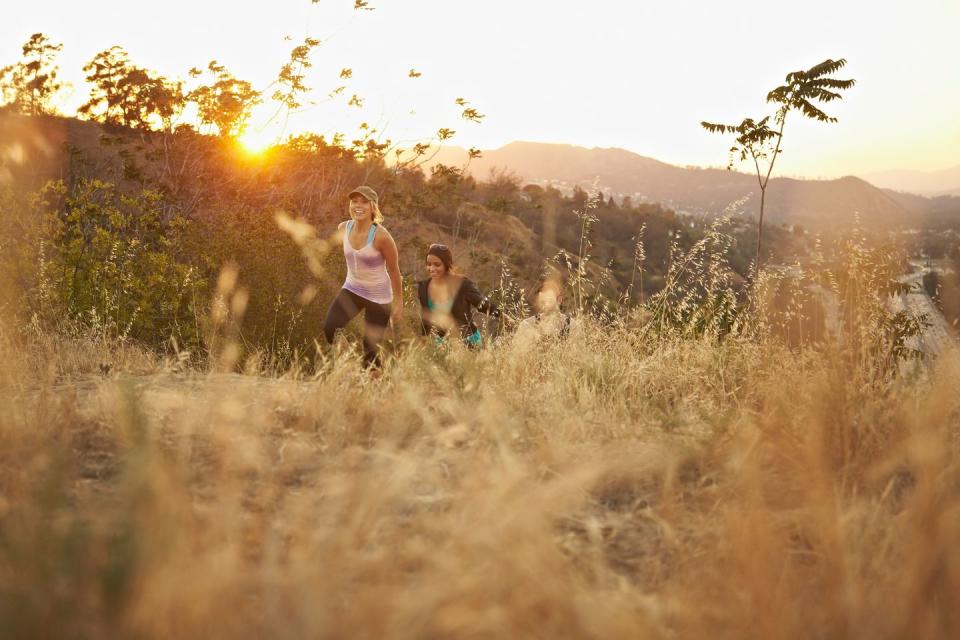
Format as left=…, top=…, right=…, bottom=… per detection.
left=0, top=33, right=64, bottom=115
left=37, top=178, right=202, bottom=347
left=571, top=185, right=589, bottom=210
left=702, top=58, right=855, bottom=271
left=188, top=61, right=262, bottom=137
left=141, top=74, right=186, bottom=131
left=480, top=168, right=521, bottom=213
left=78, top=47, right=130, bottom=123
left=79, top=47, right=184, bottom=130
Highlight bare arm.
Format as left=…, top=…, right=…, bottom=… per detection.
left=376, top=227, right=404, bottom=321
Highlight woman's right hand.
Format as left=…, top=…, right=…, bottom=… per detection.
left=390, top=303, right=404, bottom=328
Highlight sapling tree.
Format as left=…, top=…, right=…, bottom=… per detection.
left=187, top=61, right=262, bottom=137
left=79, top=46, right=184, bottom=130
left=0, top=33, right=64, bottom=115
left=702, top=58, right=855, bottom=272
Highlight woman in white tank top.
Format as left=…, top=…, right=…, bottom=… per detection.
left=322, top=186, right=403, bottom=369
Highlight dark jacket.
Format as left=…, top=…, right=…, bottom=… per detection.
left=417, top=277, right=499, bottom=338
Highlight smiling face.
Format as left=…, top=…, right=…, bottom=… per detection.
left=535, top=281, right=563, bottom=314
left=425, top=253, right=447, bottom=279
left=349, top=194, right=373, bottom=222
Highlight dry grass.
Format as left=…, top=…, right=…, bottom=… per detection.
left=2, top=307, right=959, bottom=639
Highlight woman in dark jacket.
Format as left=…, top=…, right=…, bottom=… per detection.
left=417, top=244, right=499, bottom=347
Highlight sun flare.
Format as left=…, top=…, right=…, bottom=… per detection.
left=236, top=129, right=276, bottom=155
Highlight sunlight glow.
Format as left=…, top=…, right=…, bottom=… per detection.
left=236, top=128, right=277, bottom=155
left=3, top=0, right=958, bottom=177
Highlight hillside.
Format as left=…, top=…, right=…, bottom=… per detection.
left=0, top=112, right=675, bottom=279
left=877, top=188, right=960, bottom=228
left=8, top=111, right=781, bottom=354
left=423, top=141, right=953, bottom=229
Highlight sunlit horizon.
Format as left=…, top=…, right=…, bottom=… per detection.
left=3, top=0, right=958, bottom=180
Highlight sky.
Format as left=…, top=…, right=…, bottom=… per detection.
left=3, top=0, right=958, bottom=178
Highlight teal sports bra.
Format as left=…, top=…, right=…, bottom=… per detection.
left=426, top=296, right=454, bottom=313
left=433, top=328, right=482, bottom=347
left=428, top=294, right=482, bottom=347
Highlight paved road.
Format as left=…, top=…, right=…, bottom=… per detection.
left=892, top=267, right=957, bottom=358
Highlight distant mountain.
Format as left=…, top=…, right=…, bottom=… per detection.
left=861, top=165, right=960, bottom=197
left=420, top=141, right=920, bottom=229
left=880, top=188, right=960, bottom=228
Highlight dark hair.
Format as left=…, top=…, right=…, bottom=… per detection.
left=426, top=243, right=454, bottom=273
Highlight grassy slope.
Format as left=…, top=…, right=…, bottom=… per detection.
left=2, top=312, right=960, bottom=639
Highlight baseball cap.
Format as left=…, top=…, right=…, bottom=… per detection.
left=348, top=185, right=379, bottom=204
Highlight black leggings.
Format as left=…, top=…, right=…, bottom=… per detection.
left=323, top=288, right=392, bottom=368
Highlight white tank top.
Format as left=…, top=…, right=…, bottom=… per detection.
left=342, top=221, right=393, bottom=304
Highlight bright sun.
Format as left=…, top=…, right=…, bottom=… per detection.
left=236, top=129, right=276, bottom=155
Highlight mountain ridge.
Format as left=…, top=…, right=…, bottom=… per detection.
left=416, top=141, right=957, bottom=229
left=862, top=165, right=960, bottom=197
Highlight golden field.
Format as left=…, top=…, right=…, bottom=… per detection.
left=2, top=280, right=959, bottom=639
